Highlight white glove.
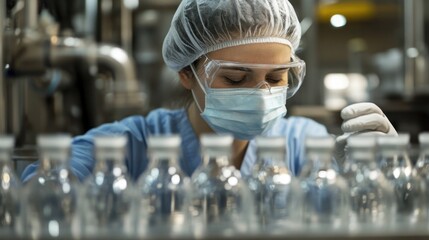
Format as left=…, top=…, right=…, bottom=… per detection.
left=334, top=102, right=398, bottom=167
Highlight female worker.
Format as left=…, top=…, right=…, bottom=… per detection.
left=21, top=0, right=397, bottom=181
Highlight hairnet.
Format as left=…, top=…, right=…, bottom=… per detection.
left=162, top=0, right=302, bottom=71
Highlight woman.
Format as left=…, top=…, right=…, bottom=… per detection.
left=21, top=0, right=397, bottom=181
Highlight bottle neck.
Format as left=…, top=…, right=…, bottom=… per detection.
left=417, top=151, right=429, bottom=163
left=204, top=155, right=229, bottom=167
left=94, top=147, right=127, bottom=174
left=308, top=150, right=334, bottom=170
left=420, top=146, right=429, bottom=156
left=348, top=146, right=375, bottom=159
left=0, top=161, right=13, bottom=170
left=419, top=143, right=429, bottom=152
left=94, top=156, right=127, bottom=174
left=257, top=149, right=285, bottom=167
left=378, top=147, right=412, bottom=167
left=416, top=150, right=429, bottom=174
left=0, top=150, right=13, bottom=165
left=148, top=152, right=180, bottom=170
left=345, top=148, right=379, bottom=174
left=38, top=149, right=70, bottom=173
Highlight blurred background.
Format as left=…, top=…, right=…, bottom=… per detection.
left=1, top=0, right=429, bottom=174
left=289, top=0, right=429, bottom=141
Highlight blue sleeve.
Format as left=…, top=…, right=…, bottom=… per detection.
left=287, top=117, right=329, bottom=175
left=21, top=116, right=150, bottom=182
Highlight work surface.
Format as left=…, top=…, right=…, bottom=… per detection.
left=1, top=225, right=428, bottom=240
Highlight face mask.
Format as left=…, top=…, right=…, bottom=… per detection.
left=193, top=86, right=288, bottom=140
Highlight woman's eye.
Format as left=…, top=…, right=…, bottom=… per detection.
left=266, top=77, right=281, bottom=82
left=266, top=75, right=286, bottom=84
left=223, top=76, right=246, bottom=84
left=266, top=71, right=288, bottom=84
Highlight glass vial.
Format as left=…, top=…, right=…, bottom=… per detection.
left=377, top=134, right=426, bottom=225
left=135, top=135, right=190, bottom=238
left=248, top=136, right=301, bottom=234
left=415, top=132, right=429, bottom=220
left=22, top=134, right=79, bottom=239
left=345, top=135, right=395, bottom=232
left=80, top=135, right=134, bottom=238
left=190, top=134, right=255, bottom=237
left=0, top=135, right=20, bottom=234
left=300, top=134, right=329, bottom=179
left=301, top=136, right=349, bottom=231
left=415, top=132, right=429, bottom=176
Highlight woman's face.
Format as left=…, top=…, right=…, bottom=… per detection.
left=190, top=43, right=292, bottom=109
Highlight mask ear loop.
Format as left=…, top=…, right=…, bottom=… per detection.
left=190, top=64, right=207, bottom=113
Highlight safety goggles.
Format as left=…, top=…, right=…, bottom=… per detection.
left=192, top=54, right=306, bottom=98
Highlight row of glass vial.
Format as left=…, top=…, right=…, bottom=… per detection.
left=0, top=133, right=429, bottom=238
left=0, top=134, right=247, bottom=238
left=299, top=133, right=428, bottom=231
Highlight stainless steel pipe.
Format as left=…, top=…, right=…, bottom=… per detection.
left=49, top=37, right=138, bottom=90
left=0, top=0, right=6, bottom=133
left=10, top=35, right=139, bottom=93
left=25, top=0, right=38, bottom=30
left=404, top=0, right=426, bottom=98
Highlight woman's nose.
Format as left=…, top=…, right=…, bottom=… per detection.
left=256, top=81, right=271, bottom=91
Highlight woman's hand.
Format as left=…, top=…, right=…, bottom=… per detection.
left=334, top=102, right=398, bottom=167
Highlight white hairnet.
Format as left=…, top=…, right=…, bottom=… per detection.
left=162, top=0, right=302, bottom=71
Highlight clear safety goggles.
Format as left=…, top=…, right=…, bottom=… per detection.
left=192, top=54, right=306, bottom=98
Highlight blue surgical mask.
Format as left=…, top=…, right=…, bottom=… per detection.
left=193, top=86, right=288, bottom=140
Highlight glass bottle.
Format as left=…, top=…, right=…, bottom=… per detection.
left=300, top=135, right=327, bottom=179
left=415, top=132, right=429, bottom=176
left=246, top=141, right=268, bottom=227
left=247, top=136, right=301, bottom=234
left=80, top=135, right=134, bottom=238
left=0, top=135, right=20, bottom=234
left=345, top=135, right=395, bottom=231
left=415, top=132, right=429, bottom=219
left=377, top=134, right=426, bottom=225
left=301, top=136, right=349, bottom=231
left=22, top=134, right=79, bottom=239
left=135, top=135, right=190, bottom=238
left=190, top=134, right=255, bottom=237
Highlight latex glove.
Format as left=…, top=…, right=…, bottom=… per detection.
left=334, top=102, right=398, bottom=167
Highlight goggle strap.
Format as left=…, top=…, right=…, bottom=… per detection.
left=190, top=64, right=207, bottom=113
left=191, top=89, right=204, bottom=113
left=190, top=64, right=208, bottom=95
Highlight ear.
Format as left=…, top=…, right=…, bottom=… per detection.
left=178, top=69, right=194, bottom=90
